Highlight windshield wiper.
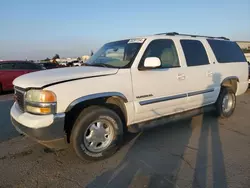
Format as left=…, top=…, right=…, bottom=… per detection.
left=84, top=63, right=116, bottom=68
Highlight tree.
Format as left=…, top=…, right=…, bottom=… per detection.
left=242, top=48, right=250, bottom=53
left=52, top=54, right=60, bottom=60
left=52, top=54, right=60, bottom=63
left=45, top=57, right=50, bottom=61
left=77, top=57, right=81, bottom=61
left=90, top=50, right=94, bottom=56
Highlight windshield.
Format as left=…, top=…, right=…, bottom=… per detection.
left=86, top=39, right=143, bottom=68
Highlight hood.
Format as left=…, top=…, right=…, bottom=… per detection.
left=13, top=66, right=118, bottom=88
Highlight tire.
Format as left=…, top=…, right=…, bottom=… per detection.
left=70, top=106, right=124, bottom=162
left=215, top=87, right=236, bottom=118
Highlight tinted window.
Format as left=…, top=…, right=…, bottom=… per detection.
left=181, top=40, right=209, bottom=66
left=30, top=63, right=43, bottom=70
left=207, top=40, right=246, bottom=63
left=15, top=63, right=42, bottom=70
left=43, top=63, right=58, bottom=68
left=0, top=63, right=15, bottom=70
left=14, top=63, right=32, bottom=69
left=140, top=39, right=180, bottom=68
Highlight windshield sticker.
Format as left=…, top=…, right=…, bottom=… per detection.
left=128, top=38, right=146, bottom=44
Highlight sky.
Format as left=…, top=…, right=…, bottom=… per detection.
left=0, top=0, right=249, bottom=60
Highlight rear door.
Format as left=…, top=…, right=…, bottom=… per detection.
left=179, top=39, right=216, bottom=110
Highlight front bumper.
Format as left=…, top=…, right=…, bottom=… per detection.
left=11, top=103, right=68, bottom=149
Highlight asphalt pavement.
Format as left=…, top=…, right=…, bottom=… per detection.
left=0, top=92, right=250, bottom=187
left=0, top=93, right=19, bottom=142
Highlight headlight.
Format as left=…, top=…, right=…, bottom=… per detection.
left=25, top=90, right=57, bottom=115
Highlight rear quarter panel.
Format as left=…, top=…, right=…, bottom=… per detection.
left=214, top=62, right=248, bottom=96
left=203, top=39, right=249, bottom=97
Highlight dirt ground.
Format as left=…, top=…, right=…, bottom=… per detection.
left=0, top=92, right=250, bottom=188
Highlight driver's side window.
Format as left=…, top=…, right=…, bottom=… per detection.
left=140, top=39, right=180, bottom=68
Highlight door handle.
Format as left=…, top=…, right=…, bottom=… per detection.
left=207, top=71, right=213, bottom=77
left=177, top=73, right=186, bottom=80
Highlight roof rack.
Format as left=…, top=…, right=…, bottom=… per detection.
left=155, top=32, right=230, bottom=40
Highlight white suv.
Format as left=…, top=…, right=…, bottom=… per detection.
left=11, top=32, right=248, bottom=161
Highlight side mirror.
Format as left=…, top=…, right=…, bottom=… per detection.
left=144, top=57, right=161, bottom=68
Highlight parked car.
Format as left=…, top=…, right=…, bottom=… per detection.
left=66, top=60, right=82, bottom=67
left=11, top=32, right=248, bottom=161
left=58, top=62, right=67, bottom=67
left=38, top=62, right=62, bottom=69
left=72, top=60, right=82, bottom=66
left=0, top=60, right=43, bottom=94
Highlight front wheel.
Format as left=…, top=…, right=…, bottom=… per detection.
left=70, top=106, right=124, bottom=161
left=215, top=87, right=236, bottom=118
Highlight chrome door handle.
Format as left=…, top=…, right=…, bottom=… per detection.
left=207, top=71, right=213, bottom=77
left=177, top=74, right=186, bottom=80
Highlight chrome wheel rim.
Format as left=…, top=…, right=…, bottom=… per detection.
left=222, top=93, right=234, bottom=113
left=83, top=119, right=114, bottom=153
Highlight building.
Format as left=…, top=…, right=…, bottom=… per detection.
left=81, top=55, right=90, bottom=62
left=236, top=41, right=250, bottom=50
left=236, top=41, right=250, bottom=62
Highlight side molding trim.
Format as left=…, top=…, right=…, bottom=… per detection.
left=139, top=88, right=215, bottom=106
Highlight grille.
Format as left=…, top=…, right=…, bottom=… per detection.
left=14, top=87, right=25, bottom=112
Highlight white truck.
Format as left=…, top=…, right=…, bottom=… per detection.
left=11, top=32, right=248, bottom=161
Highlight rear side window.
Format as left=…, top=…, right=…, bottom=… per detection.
left=0, top=63, right=15, bottom=70
left=15, top=63, right=42, bottom=70
left=14, top=63, right=32, bottom=69
left=180, top=40, right=210, bottom=67
left=29, top=63, right=43, bottom=70
left=207, top=40, right=246, bottom=63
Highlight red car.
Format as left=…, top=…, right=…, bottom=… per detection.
left=0, top=61, right=43, bottom=94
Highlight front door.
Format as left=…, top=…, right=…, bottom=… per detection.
left=131, top=39, right=188, bottom=123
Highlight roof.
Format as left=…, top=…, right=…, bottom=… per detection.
left=0, top=60, right=30, bottom=63
left=131, top=32, right=230, bottom=41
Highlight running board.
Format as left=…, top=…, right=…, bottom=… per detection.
left=128, top=105, right=215, bottom=133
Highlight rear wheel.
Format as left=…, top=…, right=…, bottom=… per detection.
left=215, top=87, right=236, bottom=118
left=70, top=106, right=124, bottom=162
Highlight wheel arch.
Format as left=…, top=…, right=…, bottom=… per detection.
left=64, top=92, right=128, bottom=143
left=221, top=76, right=239, bottom=94
left=65, top=92, right=128, bottom=112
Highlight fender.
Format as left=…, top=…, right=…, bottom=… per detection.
left=65, top=92, right=128, bottom=112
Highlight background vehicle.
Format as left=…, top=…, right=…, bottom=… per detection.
left=0, top=61, right=43, bottom=94
left=66, top=60, right=82, bottom=67
left=58, top=62, right=67, bottom=67
left=38, top=62, right=62, bottom=69
left=72, top=60, right=82, bottom=66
